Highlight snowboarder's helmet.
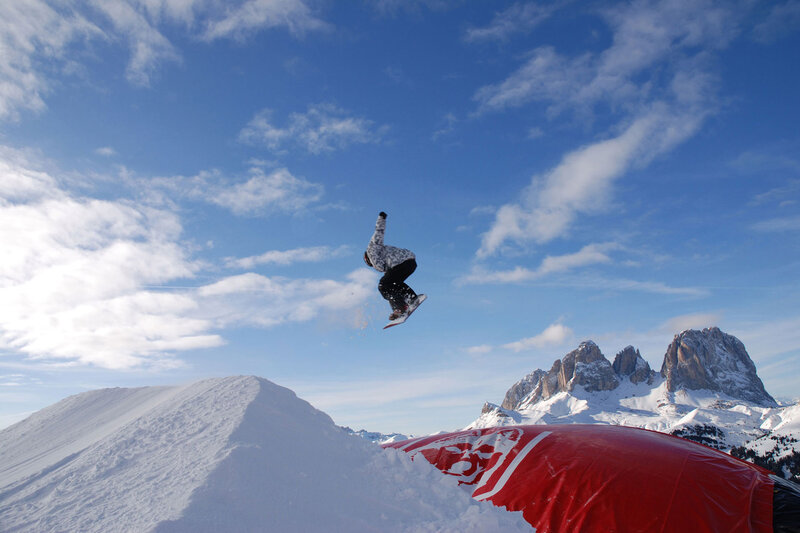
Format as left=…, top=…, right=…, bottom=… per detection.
left=363, top=252, right=373, bottom=267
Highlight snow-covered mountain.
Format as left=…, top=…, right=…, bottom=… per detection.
left=731, top=402, right=800, bottom=482
left=660, top=326, right=775, bottom=405
left=0, top=376, right=529, bottom=533
left=340, top=426, right=411, bottom=444
left=469, top=327, right=799, bottom=482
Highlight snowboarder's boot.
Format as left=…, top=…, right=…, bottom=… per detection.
left=389, top=307, right=408, bottom=321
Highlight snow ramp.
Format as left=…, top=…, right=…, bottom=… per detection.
left=0, top=376, right=529, bottom=532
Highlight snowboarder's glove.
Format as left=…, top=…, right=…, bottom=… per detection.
left=379, top=211, right=387, bottom=218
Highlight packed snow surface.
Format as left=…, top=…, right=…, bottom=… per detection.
left=0, top=376, right=530, bottom=532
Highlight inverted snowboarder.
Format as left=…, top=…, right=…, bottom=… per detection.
left=363, top=211, right=426, bottom=328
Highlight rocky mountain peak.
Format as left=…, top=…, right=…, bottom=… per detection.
left=501, top=370, right=546, bottom=410
left=613, top=346, right=654, bottom=385
left=660, top=327, right=776, bottom=407
left=501, top=340, right=619, bottom=411
left=556, top=340, right=619, bottom=393
left=499, top=327, right=776, bottom=413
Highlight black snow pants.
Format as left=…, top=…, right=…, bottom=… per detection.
left=378, top=259, right=418, bottom=311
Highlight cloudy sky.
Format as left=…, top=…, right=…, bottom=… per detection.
left=1, top=0, right=799, bottom=435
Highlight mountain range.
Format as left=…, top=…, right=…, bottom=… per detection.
left=467, top=327, right=799, bottom=482
left=0, top=328, right=797, bottom=530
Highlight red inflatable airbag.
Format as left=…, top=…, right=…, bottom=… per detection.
left=384, top=425, right=774, bottom=532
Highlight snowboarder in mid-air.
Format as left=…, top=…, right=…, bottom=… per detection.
left=364, top=211, right=426, bottom=327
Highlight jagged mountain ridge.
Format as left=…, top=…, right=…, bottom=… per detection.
left=661, top=326, right=775, bottom=405
left=501, top=341, right=649, bottom=411
left=470, top=327, right=798, bottom=481
left=341, top=426, right=410, bottom=444
left=501, top=328, right=774, bottom=412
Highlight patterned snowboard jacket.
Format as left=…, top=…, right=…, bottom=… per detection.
left=366, top=214, right=415, bottom=273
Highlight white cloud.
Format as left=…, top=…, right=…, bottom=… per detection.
left=527, top=127, right=544, bottom=140
left=469, top=205, right=496, bottom=217
left=461, top=242, right=619, bottom=284
left=432, top=112, right=458, bottom=141
left=474, top=46, right=592, bottom=114
left=197, top=269, right=375, bottom=329
left=734, top=316, right=800, bottom=364
left=238, top=110, right=289, bottom=151
left=0, top=147, right=62, bottom=203
left=545, top=275, right=708, bottom=297
left=660, top=312, right=723, bottom=333
left=0, top=0, right=327, bottom=119
left=0, top=146, right=367, bottom=369
left=0, top=0, right=101, bottom=120
left=734, top=151, right=800, bottom=178
left=472, top=2, right=737, bottom=259
left=474, top=0, right=738, bottom=115
left=478, top=104, right=708, bottom=256
left=463, top=322, right=574, bottom=356
left=751, top=215, right=800, bottom=232
left=210, top=167, right=323, bottom=215
left=0, top=148, right=223, bottom=369
left=95, top=146, right=117, bottom=157
left=239, top=104, right=386, bottom=154
left=91, top=0, right=182, bottom=86
left=460, top=260, right=708, bottom=297
left=227, top=245, right=350, bottom=269
left=592, top=278, right=708, bottom=297
left=465, top=344, right=493, bottom=356
left=202, top=0, right=328, bottom=40
left=748, top=179, right=800, bottom=208
left=125, top=165, right=326, bottom=216
left=752, top=0, right=800, bottom=43
left=464, top=1, right=567, bottom=42
left=536, top=243, right=619, bottom=276
left=738, top=154, right=800, bottom=205
left=368, top=0, right=453, bottom=17
left=503, top=323, right=574, bottom=352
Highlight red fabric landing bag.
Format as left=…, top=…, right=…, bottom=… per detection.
left=384, top=425, right=778, bottom=532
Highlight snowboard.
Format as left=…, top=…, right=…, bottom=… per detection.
left=383, top=294, right=427, bottom=329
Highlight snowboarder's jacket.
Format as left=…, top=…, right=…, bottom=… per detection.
left=366, top=213, right=415, bottom=272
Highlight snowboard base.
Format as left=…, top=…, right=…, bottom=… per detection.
left=383, top=294, right=427, bottom=329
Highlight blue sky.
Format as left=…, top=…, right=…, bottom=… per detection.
left=1, top=0, right=799, bottom=435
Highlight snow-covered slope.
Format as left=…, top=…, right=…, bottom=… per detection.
left=751, top=403, right=800, bottom=456
left=732, top=402, right=800, bottom=482
left=473, top=377, right=783, bottom=448
left=0, top=376, right=529, bottom=533
left=468, top=328, right=799, bottom=481
left=341, top=426, right=411, bottom=444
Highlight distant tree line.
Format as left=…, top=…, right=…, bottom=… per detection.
left=730, top=442, right=799, bottom=483
left=671, top=425, right=799, bottom=482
